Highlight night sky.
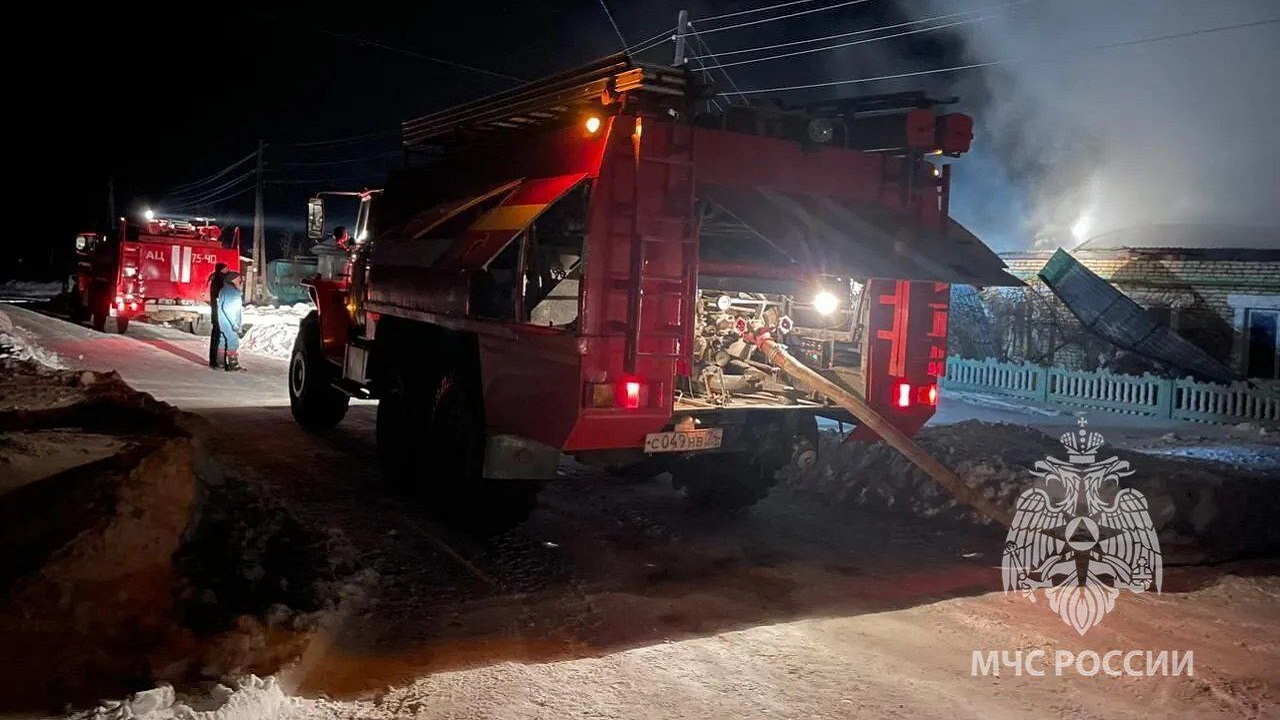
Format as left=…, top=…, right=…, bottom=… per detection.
left=21, top=1, right=1275, bottom=280
left=21, top=0, right=960, bottom=278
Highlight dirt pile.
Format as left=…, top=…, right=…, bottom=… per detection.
left=0, top=349, right=333, bottom=714
left=787, top=420, right=1280, bottom=563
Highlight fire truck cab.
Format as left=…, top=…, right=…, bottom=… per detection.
left=290, top=55, right=1018, bottom=530
left=70, top=214, right=240, bottom=334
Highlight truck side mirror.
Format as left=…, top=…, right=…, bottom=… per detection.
left=307, top=198, right=325, bottom=240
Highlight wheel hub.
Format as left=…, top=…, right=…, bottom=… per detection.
left=290, top=353, right=306, bottom=396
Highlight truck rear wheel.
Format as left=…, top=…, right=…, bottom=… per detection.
left=672, top=453, right=785, bottom=510
left=288, top=311, right=349, bottom=430
left=671, top=415, right=817, bottom=511
left=115, top=316, right=129, bottom=334
left=376, top=337, right=537, bottom=535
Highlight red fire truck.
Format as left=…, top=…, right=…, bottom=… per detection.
left=70, top=214, right=240, bottom=334
left=288, top=55, right=1018, bottom=530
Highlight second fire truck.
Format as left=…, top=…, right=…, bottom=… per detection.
left=70, top=213, right=240, bottom=334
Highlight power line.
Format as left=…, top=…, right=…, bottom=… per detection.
left=694, top=0, right=829, bottom=24
left=167, top=151, right=257, bottom=194
left=266, top=177, right=375, bottom=186
left=301, top=24, right=522, bottom=82
left=684, top=37, right=726, bottom=111
left=689, top=29, right=749, bottom=104
left=597, top=0, right=629, bottom=50
left=169, top=183, right=256, bottom=211
left=277, top=152, right=399, bottom=168
left=709, top=13, right=998, bottom=70
left=720, top=16, right=1280, bottom=96
left=164, top=169, right=256, bottom=206
left=626, top=26, right=676, bottom=53
left=688, top=0, right=1030, bottom=60
left=723, top=60, right=998, bottom=96
left=692, top=0, right=874, bottom=36
left=278, top=129, right=399, bottom=149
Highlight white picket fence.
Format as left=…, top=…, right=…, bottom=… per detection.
left=943, top=356, right=1280, bottom=424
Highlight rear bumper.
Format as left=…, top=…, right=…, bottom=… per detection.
left=142, top=302, right=211, bottom=317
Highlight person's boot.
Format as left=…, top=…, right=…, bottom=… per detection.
left=224, top=352, right=245, bottom=372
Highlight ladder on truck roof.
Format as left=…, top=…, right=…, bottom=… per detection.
left=401, top=53, right=692, bottom=149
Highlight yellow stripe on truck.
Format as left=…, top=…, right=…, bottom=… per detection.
left=469, top=204, right=544, bottom=232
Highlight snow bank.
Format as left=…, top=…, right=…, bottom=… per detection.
left=242, top=303, right=314, bottom=325
left=1, top=351, right=337, bottom=714
left=240, top=304, right=312, bottom=360
left=0, top=308, right=64, bottom=368
left=240, top=324, right=300, bottom=360
left=0, top=279, right=62, bottom=300
left=78, top=676, right=293, bottom=720
left=786, top=420, right=1280, bottom=562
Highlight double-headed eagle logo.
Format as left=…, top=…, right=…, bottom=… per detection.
left=1002, top=417, right=1162, bottom=635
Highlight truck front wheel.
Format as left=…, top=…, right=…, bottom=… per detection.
left=288, top=311, right=349, bottom=430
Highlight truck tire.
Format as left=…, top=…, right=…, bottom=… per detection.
left=376, top=336, right=537, bottom=535
left=89, top=282, right=109, bottom=332
left=671, top=453, right=784, bottom=511
left=115, top=316, right=129, bottom=334
left=289, top=311, right=349, bottom=430
left=671, top=415, right=817, bottom=511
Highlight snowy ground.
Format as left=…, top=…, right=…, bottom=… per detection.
left=2, top=303, right=1278, bottom=719
left=0, top=309, right=65, bottom=368
left=239, top=303, right=312, bottom=360
left=0, top=279, right=63, bottom=301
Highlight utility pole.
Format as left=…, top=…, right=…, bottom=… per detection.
left=673, top=10, right=689, bottom=67
left=106, top=177, right=116, bottom=229
left=252, top=139, right=266, bottom=303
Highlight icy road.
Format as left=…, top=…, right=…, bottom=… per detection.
left=5, top=304, right=1279, bottom=720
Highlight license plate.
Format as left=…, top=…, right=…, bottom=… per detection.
left=644, top=428, right=724, bottom=454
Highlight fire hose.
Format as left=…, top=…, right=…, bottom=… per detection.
left=748, top=323, right=1012, bottom=526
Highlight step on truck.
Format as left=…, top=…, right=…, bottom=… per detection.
left=70, top=213, right=240, bottom=334
left=288, top=54, right=1018, bottom=531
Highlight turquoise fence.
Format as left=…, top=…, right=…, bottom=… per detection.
left=943, top=356, right=1279, bottom=424
left=265, top=258, right=318, bottom=305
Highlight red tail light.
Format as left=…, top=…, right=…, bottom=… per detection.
left=623, top=381, right=641, bottom=410
left=918, top=384, right=938, bottom=406
left=896, top=382, right=912, bottom=408
left=586, top=380, right=648, bottom=409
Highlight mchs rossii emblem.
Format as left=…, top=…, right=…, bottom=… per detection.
left=1002, top=417, right=1162, bottom=635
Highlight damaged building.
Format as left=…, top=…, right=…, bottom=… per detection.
left=956, top=225, right=1280, bottom=381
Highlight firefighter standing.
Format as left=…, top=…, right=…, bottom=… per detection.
left=217, top=271, right=245, bottom=372
left=207, top=262, right=228, bottom=368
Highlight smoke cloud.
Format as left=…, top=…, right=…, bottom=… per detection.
left=912, top=0, right=1280, bottom=250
